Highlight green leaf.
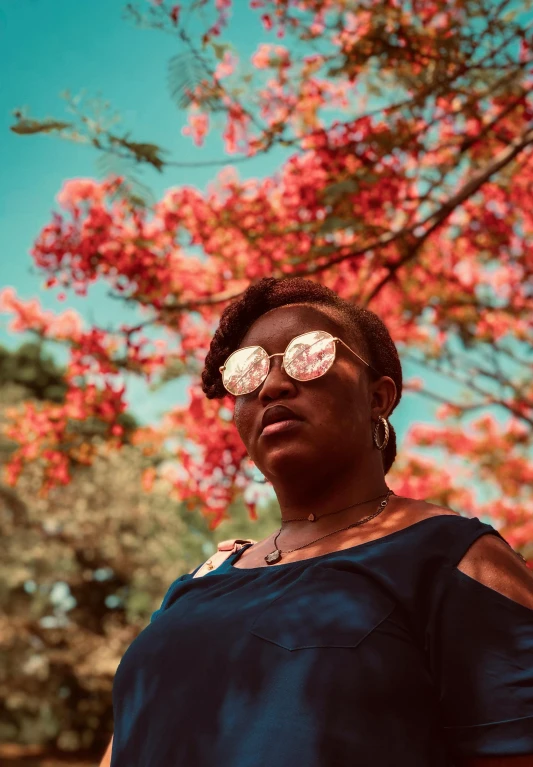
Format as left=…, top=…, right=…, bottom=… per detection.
left=211, top=42, right=229, bottom=61
left=96, top=152, right=154, bottom=207
left=317, top=216, right=352, bottom=234
left=321, top=179, right=360, bottom=204
left=10, top=117, right=72, bottom=135
left=168, top=51, right=209, bottom=110
left=108, top=135, right=167, bottom=172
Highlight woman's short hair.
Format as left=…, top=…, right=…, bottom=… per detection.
left=201, top=277, right=403, bottom=474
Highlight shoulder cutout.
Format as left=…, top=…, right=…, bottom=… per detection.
left=456, top=533, right=533, bottom=611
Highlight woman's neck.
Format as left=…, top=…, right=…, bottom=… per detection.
left=272, top=459, right=390, bottom=528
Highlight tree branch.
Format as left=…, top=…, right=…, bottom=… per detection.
left=362, top=125, right=533, bottom=304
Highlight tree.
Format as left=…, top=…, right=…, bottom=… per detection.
left=0, top=342, right=280, bottom=758
left=3, top=0, right=533, bottom=562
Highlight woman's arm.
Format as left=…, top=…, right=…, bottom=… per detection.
left=455, top=535, right=533, bottom=767
left=432, top=532, right=533, bottom=762
left=456, top=537, right=533, bottom=767
left=99, top=735, right=113, bottom=767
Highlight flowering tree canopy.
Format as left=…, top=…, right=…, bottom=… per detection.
left=5, top=0, right=533, bottom=556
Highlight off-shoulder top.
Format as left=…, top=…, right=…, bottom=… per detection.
left=111, top=514, right=533, bottom=766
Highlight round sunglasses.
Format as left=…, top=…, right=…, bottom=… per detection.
left=219, top=330, right=381, bottom=396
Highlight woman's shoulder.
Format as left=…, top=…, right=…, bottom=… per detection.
left=377, top=496, right=462, bottom=538
left=377, top=496, right=493, bottom=562
left=399, top=499, right=533, bottom=610
left=395, top=497, right=462, bottom=520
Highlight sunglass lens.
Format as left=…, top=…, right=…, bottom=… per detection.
left=223, top=346, right=269, bottom=395
left=284, top=331, right=335, bottom=381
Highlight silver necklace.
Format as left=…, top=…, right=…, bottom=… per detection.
left=281, top=490, right=394, bottom=523
left=264, top=489, right=395, bottom=564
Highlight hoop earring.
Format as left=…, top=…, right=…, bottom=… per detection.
left=373, top=415, right=390, bottom=451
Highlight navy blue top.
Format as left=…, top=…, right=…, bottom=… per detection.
left=111, top=515, right=533, bottom=766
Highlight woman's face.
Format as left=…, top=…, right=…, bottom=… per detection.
left=232, top=303, right=396, bottom=485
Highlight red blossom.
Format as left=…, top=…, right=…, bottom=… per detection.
left=3, top=0, right=533, bottom=555
left=170, top=4, right=181, bottom=24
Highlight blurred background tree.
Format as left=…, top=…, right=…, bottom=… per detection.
left=0, top=342, right=279, bottom=762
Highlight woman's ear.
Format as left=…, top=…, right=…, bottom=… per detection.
left=370, top=375, right=397, bottom=420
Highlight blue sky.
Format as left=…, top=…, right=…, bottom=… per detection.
left=0, top=0, right=485, bottom=480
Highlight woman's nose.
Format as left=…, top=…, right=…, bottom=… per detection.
left=257, top=357, right=295, bottom=403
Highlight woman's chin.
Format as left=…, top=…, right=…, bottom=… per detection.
left=259, top=446, right=327, bottom=483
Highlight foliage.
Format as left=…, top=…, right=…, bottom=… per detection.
left=0, top=345, right=279, bottom=756
left=0, top=343, right=67, bottom=403
left=4, top=4, right=533, bottom=551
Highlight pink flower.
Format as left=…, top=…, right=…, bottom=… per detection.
left=49, top=309, right=83, bottom=341
left=215, top=50, right=236, bottom=80
left=57, top=178, right=105, bottom=208
left=0, top=286, right=17, bottom=312
left=182, top=111, right=210, bottom=146
left=251, top=44, right=290, bottom=70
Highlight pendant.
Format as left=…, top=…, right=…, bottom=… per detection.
left=307, top=513, right=316, bottom=522
left=265, top=549, right=282, bottom=564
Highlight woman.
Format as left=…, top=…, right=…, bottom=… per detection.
left=104, top=277, right=533, bottom=766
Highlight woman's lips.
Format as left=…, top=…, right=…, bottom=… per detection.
left=261, top=419, right=303, bottom=436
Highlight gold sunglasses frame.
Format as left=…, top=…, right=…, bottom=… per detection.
left=218, top=330, right=382, bottom=396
